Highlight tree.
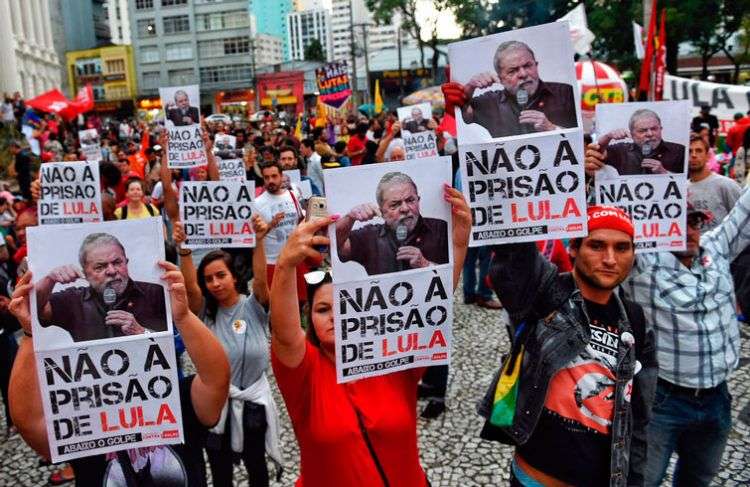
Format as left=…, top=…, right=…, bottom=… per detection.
left=727, top=15, right=750, bottom=83
left=304, top=38, right=326, bottom=62
left=366, top=0, right=452, bottom=84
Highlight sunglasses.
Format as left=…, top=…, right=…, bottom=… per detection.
left=304, top=269, right=332, bottom=286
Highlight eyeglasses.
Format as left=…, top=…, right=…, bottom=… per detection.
left=304, top=269, right=331, bottom=285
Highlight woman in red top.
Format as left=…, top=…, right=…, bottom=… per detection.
left=269, top=185, right=470, bottom=487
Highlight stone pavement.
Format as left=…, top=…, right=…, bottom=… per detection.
left=0, top=297, right=748, bottom=486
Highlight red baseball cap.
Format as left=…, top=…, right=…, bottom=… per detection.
left=587, top=205, right=635, bottom=239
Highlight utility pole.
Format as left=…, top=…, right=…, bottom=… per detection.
left=353, top=23, right=372, bottom=105
left=349, top=0, right=358, bottom=110
left=397, top=27, right=404, bottom=98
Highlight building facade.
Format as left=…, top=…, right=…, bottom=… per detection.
left=129, top=0, right=255, bottom=112
left=255, top=33, right=285, bottom=68
left=0, top=0, right=62, bottom=97
left=287, top=8, right=332, bottom=62
left=107, top=0, right=132, bottom=45
left=250, top=0, right=294, bottom=61
left=66, top=45, right=137, bottom=113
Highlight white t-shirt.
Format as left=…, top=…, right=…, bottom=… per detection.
left=255, top=189, right=301, bottom=264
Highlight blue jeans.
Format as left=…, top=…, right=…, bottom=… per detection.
left=644, top=380, right=732, bottom=487
left=463, top=246, right=492, bottom=300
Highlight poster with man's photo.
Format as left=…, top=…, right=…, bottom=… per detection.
left=38, top=161, right=103, bottom=225
left=324, top=156, right=455, bottom=382
left=26, top=218, right=182, bottom=462
left=448, top=22, right=582, bottom=145
left=27, top=217, right=173, bottom=349
left=397, top=102, right=439, bottom=160
left=594, top=101, right=690, bottom=252
left=78, top=129, right=102, bottom=162
left=213, top=133, right=240, bottom=159
left=325, top=157, right=454, bottom=283
left=159, top=84, right=207, bottom=169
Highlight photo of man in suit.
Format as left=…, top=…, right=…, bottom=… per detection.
left=166, top=90, right=200, bottom=127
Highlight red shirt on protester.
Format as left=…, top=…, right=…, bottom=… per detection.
left=346, top=133, right=367, bottom=165
left=272, top=342, right=428, bottom=487
left=726, top=117, right=750, bottom=154
left=127, top=129, right=149, bottom=179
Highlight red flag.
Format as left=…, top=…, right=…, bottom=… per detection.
left=638, top=0, right=658, bottom=99
left=71, top=84, right=95, bottom=113
left=25, top=89, right=75, bottom=119
left=653, top=9, right=667, bottom=101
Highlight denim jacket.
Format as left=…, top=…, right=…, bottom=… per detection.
left=477, top=242, right=658, bottom=487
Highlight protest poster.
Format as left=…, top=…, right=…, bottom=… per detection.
left=159, top=84, right=207, bottom=169
left=403, top=131, right=439, bottom=160
left=179, top=180, right=256, bottom=249
left=448, top=22, right=582, bottom=145
left=214, top=133, right=241, bottom=159
left=218, top=158, right=247, bottom=182
left=284, top=169, right=313, bottom=199
left=78, top=129, right=102, bottom=162
left=38, top=161, right=102, bottom=225
left=325, top=157, right=454, bottom=283
left=333, top=266, right=453, bottom=382
left=664, top=74, right=750, bottom=135
left=459, top=134, right=588, bottom=245
left=397, top=102, right=433, bottom=135
left=593, top=100, right=690, bottom=252
left=26, top=218, right=182, bottom=461
left=316, top=61, right=352, bottom=110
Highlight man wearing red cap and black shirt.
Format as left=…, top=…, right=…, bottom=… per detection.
left=478, top=206, right=657, bottom=486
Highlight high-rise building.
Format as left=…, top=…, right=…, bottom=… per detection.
left=250, top=0, right=294, bottom=61
left=254, top=34, right=285, bottom=68
left=0, top=0, right=62, bottom=97
left=129, top=0, right=255, bottom=112
left=107, top=0, right=132, bottom=45
left=331, top=0, right=400, bottom=69
left=287, top=8, right=332, bottom=62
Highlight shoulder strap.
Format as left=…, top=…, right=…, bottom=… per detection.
left=121, top=204, right=128, bottom=219
left=345, top=392, right=390, bottom=487
left=145, top=203, right=155, bottom=216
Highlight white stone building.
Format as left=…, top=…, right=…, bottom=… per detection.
left=254, top=33, right=285, bottom=67
left=287, top=8, right=333, bottom=61
left=106, top=0, right=131, bottom=45
left=0, top=0, right=62, bottom=97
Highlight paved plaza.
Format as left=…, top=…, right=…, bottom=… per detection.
left=0, top=296, right=748, bottom=486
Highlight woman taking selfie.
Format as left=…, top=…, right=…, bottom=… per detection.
left=269, top=184, right=470, bottom=486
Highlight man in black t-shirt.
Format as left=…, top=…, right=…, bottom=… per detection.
left=691, top=104, right=719, bottom=147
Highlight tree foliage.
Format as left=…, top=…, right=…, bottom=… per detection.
left=303, top=38, right=327, bottom=62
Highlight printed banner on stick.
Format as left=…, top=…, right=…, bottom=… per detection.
left=78, top=129, right=102, bottom=162
left=316, top=61, right=352, bottom=109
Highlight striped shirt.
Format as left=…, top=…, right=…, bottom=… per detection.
left=625, top=188, right=750, bottom=388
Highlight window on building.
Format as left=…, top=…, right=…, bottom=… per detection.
left=169, top=68, right=195, bottom=85
left=105, top=59, right=126, bottom=73
left=137, top=19, right=156, bottom=37
left=163, top=15, right=189, bottom=34
left=165, top=43, right=192, bottom=61
left=195, top=11, right=249, bottom=31
left=135, top=0, right=153, bottom=9
left=224, top=37, right=250, bottom=55
left=199, top=64, right=252, bottom=84
left=161, top=0, right=187, bottom=6
left=92, top=86, right=106, bottom=101
left=141, top=46, right=160, bottom=63
left=142, top=72, right=161, bottom=89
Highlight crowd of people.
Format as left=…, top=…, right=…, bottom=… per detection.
left=0, top=83, right=747, bottom=487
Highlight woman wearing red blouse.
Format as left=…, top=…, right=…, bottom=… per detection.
left=269, top=185, right=471, bottom=486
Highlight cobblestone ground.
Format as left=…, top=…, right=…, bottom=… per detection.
left=0, top=295, right=748, bottom=486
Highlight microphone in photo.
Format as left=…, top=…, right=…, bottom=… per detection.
left=640, top=143, right=654, bottom=173
left=103, top=286, right=117, bottom=310
left=516, top=88, right=531, bottom=133
left=396, top=223, right=408, bottom=271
